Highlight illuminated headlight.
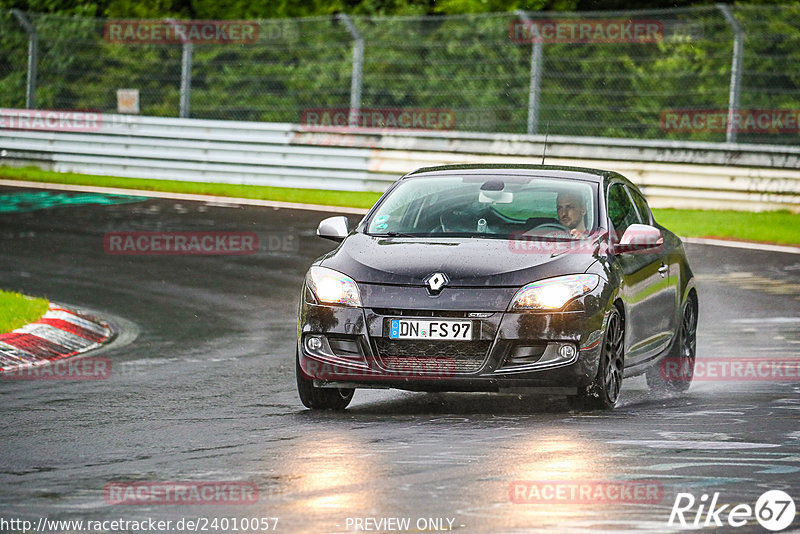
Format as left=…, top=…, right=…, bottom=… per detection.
left=306, top=266, right=362, bottom=307
left=509, top=274, right=600, bottom=311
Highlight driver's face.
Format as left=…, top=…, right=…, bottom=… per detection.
left=557, top=194, right=586, bottom=230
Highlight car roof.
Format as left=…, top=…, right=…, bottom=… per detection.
left=404, top=164, right=645, bottom=196
left=405, top=164, right=611, bottom=183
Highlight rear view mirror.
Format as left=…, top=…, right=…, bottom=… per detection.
left=317, top=216, right=349, bottom=242
left=612, top=224, right=663, bottom=254
left=479, top=190, right=513, bottom=204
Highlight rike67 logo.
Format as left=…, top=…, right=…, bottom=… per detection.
left=669, top=490, right=796, bottom=531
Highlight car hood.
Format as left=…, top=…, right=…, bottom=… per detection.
left=320, top=233, right=599, bottom=287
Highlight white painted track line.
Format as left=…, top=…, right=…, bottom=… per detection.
left=682, top=236, right=800, bottom=255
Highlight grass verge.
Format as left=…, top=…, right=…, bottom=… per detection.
left=1, top=165, right=798, bottom=245
left=0, top=165, right=382, bottom=209
left=653, top=208, right=800, bottom=246
left=0, top=290, right=49, bottom=333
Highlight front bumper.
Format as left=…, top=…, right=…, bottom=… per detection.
left=297, top=292, right=608, bottom=394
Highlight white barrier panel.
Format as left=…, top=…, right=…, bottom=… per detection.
left=1, top=111, right=798, bottom=211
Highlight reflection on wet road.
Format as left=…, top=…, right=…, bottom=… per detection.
left=0, top=188, right=798, bottom=533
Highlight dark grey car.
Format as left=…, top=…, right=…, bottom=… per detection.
left=296, top=164, right=698, bottom=410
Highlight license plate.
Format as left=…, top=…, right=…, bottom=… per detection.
left=388, top=319, right=473, bottom=340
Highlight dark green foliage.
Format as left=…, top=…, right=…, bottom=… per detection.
left=1, top=3, right=798, bottom=144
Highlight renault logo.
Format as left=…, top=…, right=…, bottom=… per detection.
left=425, top=272, right=449, bottom=294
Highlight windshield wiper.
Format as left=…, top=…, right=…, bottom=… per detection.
left=513, top=235, right=574, bottom=242
left=379, top=231, right=421, bottom=237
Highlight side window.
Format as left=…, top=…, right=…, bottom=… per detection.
left=629, top=189, right=653, bottom=226
left=607, top=184, right=640, bottom=234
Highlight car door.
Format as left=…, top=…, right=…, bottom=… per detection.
left=628, top=187, right=679, bottom=345
left=607, top=183, right=674, bottom=365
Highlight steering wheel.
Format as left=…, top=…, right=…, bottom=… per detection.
left=532, top=222, right=570, bottom=234
left=437, top=213, right=449, bottom=233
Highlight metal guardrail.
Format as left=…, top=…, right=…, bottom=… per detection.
left=0, top=114, right=375, bottom=191
left=1, top=112, right=799, bottom=212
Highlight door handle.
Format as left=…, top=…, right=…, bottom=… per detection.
left=658, top=264, right=669, bottom=276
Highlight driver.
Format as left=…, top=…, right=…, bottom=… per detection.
left=556, top=191, right=588, bottom=238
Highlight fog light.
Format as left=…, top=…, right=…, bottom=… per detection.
left=559, top=344, right=577, bottom=359
left=306, top=336, right=323, bottom=352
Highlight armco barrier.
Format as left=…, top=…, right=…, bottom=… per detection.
left=1, top=111, right=799, bottom=212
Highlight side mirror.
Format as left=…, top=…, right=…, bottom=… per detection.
left=612, top=224, right=663, bottom=254
left=317, top=216, right=349, bottom=242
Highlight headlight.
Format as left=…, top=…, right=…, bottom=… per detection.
left=306, top=266, right=362, bottom=307
left=509, top=274, right=599, bottom=311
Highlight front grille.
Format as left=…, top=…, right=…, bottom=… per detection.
left=372, top=338, right=492, bottom=374
left=370, top=308, right=475, bottom=318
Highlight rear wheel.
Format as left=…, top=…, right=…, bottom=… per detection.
left=646, top=295, right=697, bottom=393
left=568, top=307, right=625, bottom=410
left=296, top=353, right=354, bottom=410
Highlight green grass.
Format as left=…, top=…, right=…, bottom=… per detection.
left=0, top=290, right=49, bottom=333
left=2, top=165, right=798, bottom=245
left=0, top=166, right=383, bottom=209
left=653, top=208, right=800, bottom=246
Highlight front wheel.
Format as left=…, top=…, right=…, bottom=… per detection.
left=568, top=307, right=625, bottom=410
left=646, top=295, right=697, bottom=393
left=296, top=353, right=354, bottom=410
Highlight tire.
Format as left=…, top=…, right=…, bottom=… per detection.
left=296, top=352, right=354, bottom=410
left=568, top=306, right=625, bottom=410
left=646, top=295, right=697, bottom=393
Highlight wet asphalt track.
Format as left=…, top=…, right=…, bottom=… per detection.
left=0, top=186, right=799, bottom=533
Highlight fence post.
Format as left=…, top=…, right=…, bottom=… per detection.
left=515, top=10, right=542, bottom=135
left=10, top=9, right=37, bottom=109
left=337, top=14, right=363, bottom=128
left=180, top=42, right=193, bottom=118
left=717, top=4, right=744, bottom=144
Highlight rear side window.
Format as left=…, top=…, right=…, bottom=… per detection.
left=607, top=183, right=640, bottom=234
left=629, top=189, right=653, bottom=225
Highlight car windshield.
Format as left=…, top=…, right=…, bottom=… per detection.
left=366, top=174, right=597, bottom=240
